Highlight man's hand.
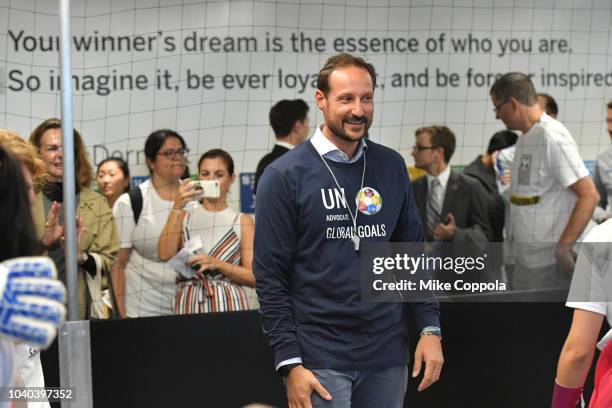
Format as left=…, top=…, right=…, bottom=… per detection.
left=286, top=365, right=332, bottom=408
left=412, top=335, right=444, bottom=391
left=0, top=257, right=66, bottom=348
left=434, top=213, right=456, bottom=241
left=555, top=242, right=576, bottom=276
left=500, top=170, right=511, bottom=186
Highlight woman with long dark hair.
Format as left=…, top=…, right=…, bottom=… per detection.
left=0, top=145, right=40, bottom=259
left=0, top=129, right=59, bottom=408
left=158, top=148, right=257, bottom=314
left=112, top=129, right=190, bottom=317
left=0, top=145, right=66, bottom=406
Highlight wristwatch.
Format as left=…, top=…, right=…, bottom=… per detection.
left=279, top=363, right=302, bottom=377
left=420, top=326, right=442, bottom=340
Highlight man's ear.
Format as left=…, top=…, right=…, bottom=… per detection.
left=509, top=97, right=521, bottom=111
left=315, top=89, right=326, bottom=110
left=436, top=147, right=445, bottom=163
left=291, top=120, right=300, bottom=134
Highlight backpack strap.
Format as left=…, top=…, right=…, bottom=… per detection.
left=127, top=186, right=143, bottom=224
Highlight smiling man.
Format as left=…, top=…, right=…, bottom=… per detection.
left=254, top=53, right=443, bottom=408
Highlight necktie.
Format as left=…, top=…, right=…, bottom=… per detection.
left=427, top=178, right=442, bottom=240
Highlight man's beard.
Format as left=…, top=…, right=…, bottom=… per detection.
left=327, top=116, right=370, bottom=142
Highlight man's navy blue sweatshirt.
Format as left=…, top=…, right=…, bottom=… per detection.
left=254, top=139, right=440, bottom=371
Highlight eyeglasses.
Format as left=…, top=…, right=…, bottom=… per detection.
left=157, top=148, right=189, bottom=159
left=493, top=99, right=509, bottom=114
left=412, top=145, right=437, bottom=152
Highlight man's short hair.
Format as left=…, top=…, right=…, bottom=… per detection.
left=317, top=53, right=376, bottom=96
left=269, top=99, right=309, bottom=138
left=537, top=93, right=559, bottom=116
left=607, top=101, right=612, bottom=110
left=415, top=125, right=456, bottom=164
left=490, top=72, right=537, bottom=106
left=487, top=130, right=518, bottom=155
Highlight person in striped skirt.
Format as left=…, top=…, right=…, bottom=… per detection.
left=158, top=149, right=257, bottom=314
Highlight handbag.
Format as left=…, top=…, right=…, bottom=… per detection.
left=85, top=252, right=113, bottom=319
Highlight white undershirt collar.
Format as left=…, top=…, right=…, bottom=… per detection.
left=310, top=125, right=367, bottom=164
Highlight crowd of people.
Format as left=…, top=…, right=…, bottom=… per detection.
left=1, top=51, right=612, bottom=407
left=0, top=126, right=261, bottom=406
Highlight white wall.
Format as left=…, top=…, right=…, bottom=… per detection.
left=1, top=0, right=611, bottom=179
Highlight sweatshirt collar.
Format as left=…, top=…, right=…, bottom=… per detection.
left=310, top=125, right=367, bottom=164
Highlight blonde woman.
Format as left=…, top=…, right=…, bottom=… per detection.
left=29, top=118, right=119, bottom=319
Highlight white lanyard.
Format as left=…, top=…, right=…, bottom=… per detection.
left=318, top=149, right=366, bottom=251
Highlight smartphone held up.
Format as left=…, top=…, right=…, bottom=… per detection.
left=192, top=180, right=220, bottom=200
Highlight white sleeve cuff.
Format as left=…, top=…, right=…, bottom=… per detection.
left=276, top=357, right=303, bottom=372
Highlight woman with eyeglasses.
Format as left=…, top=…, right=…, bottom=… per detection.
left=112, top=129, right=190, bottom=318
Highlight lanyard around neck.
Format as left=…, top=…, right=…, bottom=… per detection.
left=318, top=148, right=366, bottom=251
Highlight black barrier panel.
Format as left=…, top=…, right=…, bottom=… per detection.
left=90, top=311, right=285, bottom=408
left=89, top=304, right=602, bottom=408
left=407, top=302, right=597, bottom=407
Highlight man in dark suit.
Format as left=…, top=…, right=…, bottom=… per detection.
left=463, top=130, right=518, bottom=284
left=411, top=125, right=491, bottom=247
left=254, top=99, right=310, bottom=193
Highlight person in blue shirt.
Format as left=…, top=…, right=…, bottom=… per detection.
left=254, top=53, right=443, bottom=408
